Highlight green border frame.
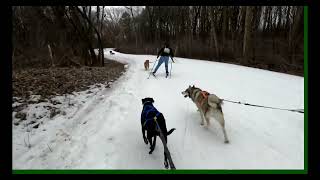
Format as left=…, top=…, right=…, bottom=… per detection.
left=303, top=5, right=308, bottom=174
left=12, top=169, right=305, bottom=174
left=12, top=6, right=308, bottom=175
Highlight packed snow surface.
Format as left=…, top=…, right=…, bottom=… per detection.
left=13, top=48, right=304, bottom=169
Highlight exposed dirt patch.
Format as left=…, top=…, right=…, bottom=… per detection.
left=12, top=59, right=126, bottom=123
left=13, top=60, right=125, bottom=104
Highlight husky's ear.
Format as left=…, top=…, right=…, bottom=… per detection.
left=189, top=85, right=191, bottom=88
left=192, top=85, right=195, bottom=88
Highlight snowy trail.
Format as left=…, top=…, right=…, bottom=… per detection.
left=13, top=49, right=304, bottom=169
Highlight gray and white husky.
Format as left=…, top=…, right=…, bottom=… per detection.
left=182, top=85, right=229, bottom=143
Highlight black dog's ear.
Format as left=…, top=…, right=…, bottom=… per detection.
left=150, top=98, right=154, bottom=103
left=142, top=98, right=146, bottom=104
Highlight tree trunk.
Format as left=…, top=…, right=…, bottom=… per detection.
left=126, top=6, right=138, bottom=52
left=267, top=6, right=273, bottom=32
left=243, top=6, right=253, bottom=62
left=285, top=6, right=291, bottom=30
left=146, top=6, right=155, bottom=43
left=272, top=6, right=277, bottom=31
left=222, top=7, right=228, bottom=50
left=288, top=6, right=303, bottom=63
left=76, top=6, right=104, bottom=66
left=192, top=6, right=201, bottom=38
left=238, top=6, right=246, bottom=40
left=262, top=7, right=268, bottom=32
left=277, top=6, right=282, bottom=30
left=210, top=7, right=219, bottom=60
left=88, top=6, right=91, bottom=21
left=230, top=6, right=239, bottom=56
left=48, top=44, right=54, bottom=66
left=100, top=6, right=105, bottom=34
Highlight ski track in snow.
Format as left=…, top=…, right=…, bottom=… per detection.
left=12, top=48, right=304, bottom=169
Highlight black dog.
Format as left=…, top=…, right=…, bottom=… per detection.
left=141, top=97, right=176, bottom=168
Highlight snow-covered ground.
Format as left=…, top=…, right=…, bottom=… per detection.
left=12, top=49, right=304, bottom=169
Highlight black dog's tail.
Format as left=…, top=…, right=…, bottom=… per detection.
left=166, top=128, right=176, bottom=136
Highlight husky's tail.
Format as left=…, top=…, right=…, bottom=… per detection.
left=219, top=98, right=224, bottom=105
left=167, top=128, right=176, bottom=135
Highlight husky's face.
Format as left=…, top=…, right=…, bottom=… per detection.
left=182, top=85, right=194, bottom=98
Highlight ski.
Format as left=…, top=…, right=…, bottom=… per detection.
left=147, top=73, right=171, bottom=79
left=152, top=73, right=157, bottom=79
left=147, top=72, right=157, bottom=79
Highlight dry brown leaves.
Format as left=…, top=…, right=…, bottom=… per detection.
left=13, top=60, right=125, bottom=103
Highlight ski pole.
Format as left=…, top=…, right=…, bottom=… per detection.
left=147, top=57, right=158, bottom=79
left=169, top=58, right=173, bottom=78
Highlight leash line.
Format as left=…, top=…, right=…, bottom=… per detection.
left=153, top=117, right=176, bottom=170
left=222, top=99, right=304, bottom=114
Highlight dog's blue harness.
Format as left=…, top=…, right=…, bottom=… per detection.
left=142, top=104, right=161, bottom=128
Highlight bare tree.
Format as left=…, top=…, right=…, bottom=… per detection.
left=210, top=7, right=220, bottom=59
left=75, top=6, right=104, bottom=66
left=125, top=6, right=139, bottom=52
left=13, top=6, right=303, bottom=76
left=222, top=7, right=228, bottom=50
left=288, top=6, right=303, bottom=63
left=243, top=6, right=253, bottom=62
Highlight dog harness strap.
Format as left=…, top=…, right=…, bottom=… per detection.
left=143, top=112, right=161, bottom=127
left=199, top=91, right=210, bottom=106
left=153, top=115, right=161, bottom=132
left=143, top=105, right=161, bottom=127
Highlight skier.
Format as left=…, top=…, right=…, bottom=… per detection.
left=152, top=42, right=175, bottom=78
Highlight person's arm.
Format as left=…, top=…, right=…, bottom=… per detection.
left=157, top=48, right=164, bottom=58
left=170, top=48, right=175, bottom=63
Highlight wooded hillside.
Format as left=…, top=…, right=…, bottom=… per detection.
left=12, top=6, right=304, bottom=76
